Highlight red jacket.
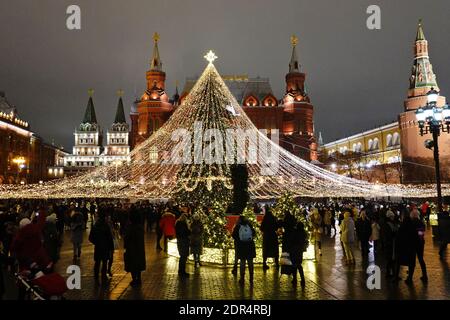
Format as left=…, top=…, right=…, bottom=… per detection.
left=11, top=211, right=51, bottom=269
left=159, top=212, right=176, bottom=237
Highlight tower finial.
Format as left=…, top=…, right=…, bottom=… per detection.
left=117, top=89, right=124, bottom=97
left=204, top=50, right=218, bottom=64
left=416, top=19, right=425, bottom=41
left=88, top=88, right=94, bottom=97
left=290, top=34, right=298, bottom=47
left=150, top=32, right=163, bottom=71
left=153, top=32, right=160, bottom=43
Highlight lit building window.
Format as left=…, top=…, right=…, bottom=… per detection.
left=373, top=138, right=379, bottom=150
left=386, top=134, right=393, bottom=147
left=392, top=132, right=400, bottom=145
left=368, top=139, right=373, bottom=150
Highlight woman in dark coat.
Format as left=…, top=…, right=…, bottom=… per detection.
left=176, top=214, right=191, bottom=277
left=89, top=212, right=114, bottom=282
left=381, top=211, right=399, bottom=278
left=284, top=219, right=307, bottom=287
left=190, top=214, right=203, bottom=268
left=260, top=207, right=279, bottom=270
left=43, top=214, right=60, bottom=263
left=232, top=215, right=256, bottom=286
left=394, top=211, right=417, bottom=283
left=355, top=211, right=372, bottom=258
left=124, top=209, right=146, bottom=286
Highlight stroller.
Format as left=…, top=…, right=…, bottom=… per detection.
left=15, top=260, right=67, bottom=300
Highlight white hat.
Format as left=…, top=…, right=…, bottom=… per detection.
left=19, top=218, right=31, bottom=228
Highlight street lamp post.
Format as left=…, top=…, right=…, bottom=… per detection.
left=415, top=88, right=450, bottom=214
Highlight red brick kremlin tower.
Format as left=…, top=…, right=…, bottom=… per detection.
left=280, top=35, right=317, bottom=161
left=130, top=34, right=317, bottom=162
left=130, top=33, right=173, bottom=149
left=399, top=20, right=449, bottom=183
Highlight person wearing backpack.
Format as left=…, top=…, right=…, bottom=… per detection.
left=232, top=215, right=256, bottom=286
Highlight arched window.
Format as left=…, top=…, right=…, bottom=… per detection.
left=392, top=132, right=400, bottom=145
left=352, top=143, right=357, bottom=152
left=368, top=139, right=373, bottom=150
left=357, top=142, right=362, bottom=153
left=244, top=95, right=259, bottom=107
left=386, top=134, right=393, bottom=147
left=262, top=94, right=277, bottom=107
left=373, top=138, right=379, bottom=150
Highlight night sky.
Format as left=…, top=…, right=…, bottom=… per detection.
left=1, top=0, right=449, bottom=150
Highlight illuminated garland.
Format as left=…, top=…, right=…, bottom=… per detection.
left=0, top=53, right=449, bottom=200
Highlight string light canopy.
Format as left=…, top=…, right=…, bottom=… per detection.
left=0, top=51, right=449, bottom=200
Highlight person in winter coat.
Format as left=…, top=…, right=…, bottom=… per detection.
left=232, top=215, right=256, bottom=286
left=155, top=207, right=164, bottom=251
left=106, top=214, right=119, bottom=277
left=381, top=210, right=399, bottom=278
left=175, top=214, right=191, bottom=277
left=70, top=209, right=84, bottom=261
left=0, top=241, right=6, bottom=300
left=370, top=218, right=381, bottom=255
left=89, top=212, right=114, bottom=282
left=159, top=209, right=176, bottom=253
left=124, top=209, right=146, bottom=286
left=11, top=210, right=52, bottom=270
left=408, top=209, right=428, bottom=283
left=260, top=207, right=279, bottom=270
left=310, top=207, right=323, bottom=256
left=438, top=206, right=450, bottom=259
left=340, top=212, right=355, bottom=264
left=43, top=213, right=60, bottom=263
left=355, top=211, right=371, bottom=259
left=190, top=213, right=203, bottom=268
left=284, top=217, right=307, bottom=287
left=323, top=209, right=332, bottom=237
left=394, top=210, right=417, bottom=284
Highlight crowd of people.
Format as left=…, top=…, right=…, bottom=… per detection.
left=0, top=198, right=449, bottom=299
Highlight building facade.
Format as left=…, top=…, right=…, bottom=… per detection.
left=130, top=34, right=317, bottom=161
left=0, top=92, right=66, bottom=184
left=320, top=21, right=449, bottom=184
left=63, top=91, right=130, bottom=175
left=320, top=122, right=403, bottom=183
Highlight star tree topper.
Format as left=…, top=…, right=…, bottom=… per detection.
left=204, top=50, right=218, bottom=64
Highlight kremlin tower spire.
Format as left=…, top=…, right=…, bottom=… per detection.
left=405, top=19, right=442, bottom=110
left=150, top=32, right=163, bottom=71
left=105, top=89, right=130, bottom=157
left=113, top=89, right=126, bottom=124
left=282, top=34, right=317, bottom=161
left=289, top=35, right=300, bottom=73
left=81, top=89, right=98, bottom=126
left=130, top=32, right=173, bottom=148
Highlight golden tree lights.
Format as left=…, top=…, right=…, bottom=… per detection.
left=0, top=51, right=449, bottom=200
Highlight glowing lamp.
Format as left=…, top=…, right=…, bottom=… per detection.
left=443, top=105, right=450, bottom=123
left=426, top=88, right=439, bottom=105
